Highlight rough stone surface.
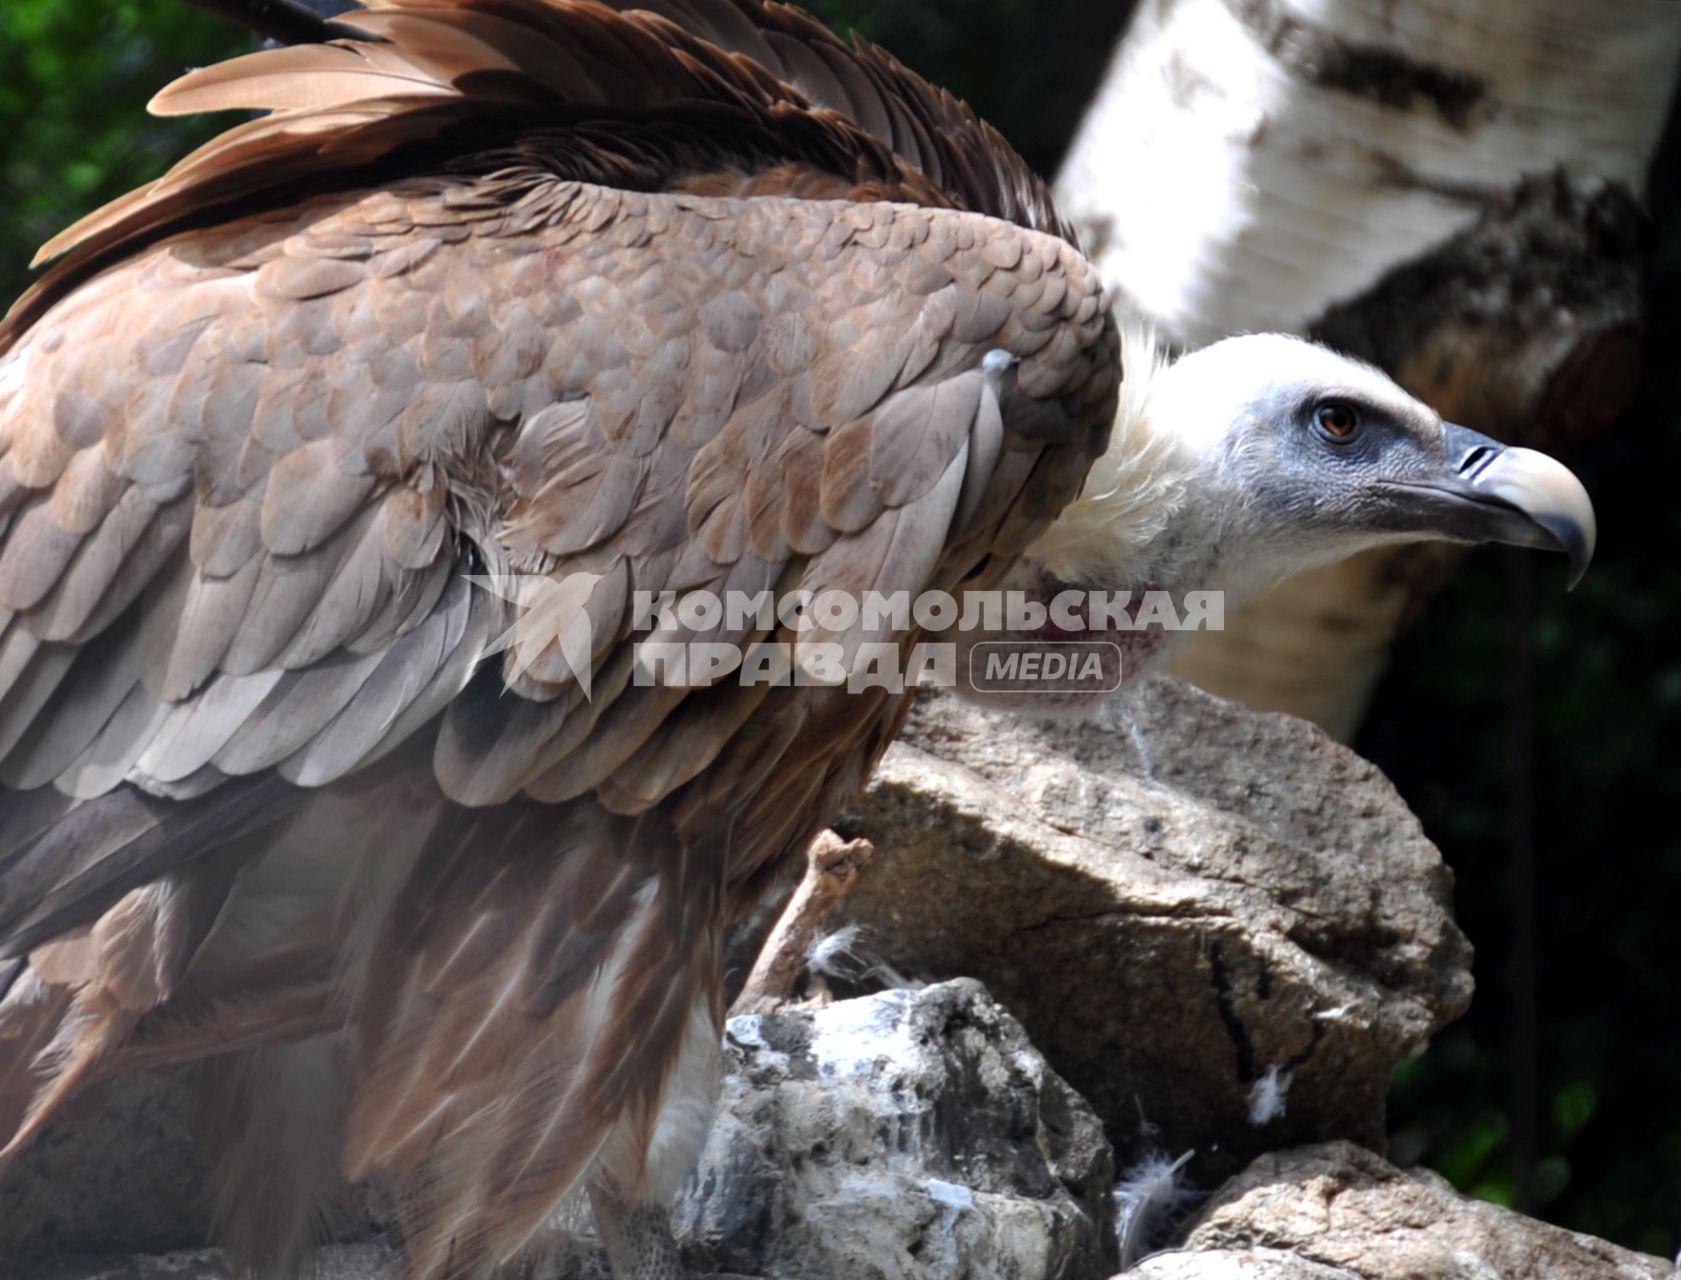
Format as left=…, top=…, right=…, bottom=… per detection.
left=34, top=1142, right=1675, bottom=1280
left=680, top=979, right=1117, bottom=1280
left=1176, top=1142, right=1675, bottom=1280
left=21, top=1244, right=397, bottom=1280
left=833, top=678, right=1474, bottom=1187
left=1127, top=1247, right=1362, bottom=1279
left=0, top=1068, right=209, bottom=1261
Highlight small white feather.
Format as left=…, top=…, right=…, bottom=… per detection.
left=805, top=924, right=923, bottom=991
left=1113, top=1147, right=1197, bottom=1270
left=1247, top=1064, right=1292, bottom=1125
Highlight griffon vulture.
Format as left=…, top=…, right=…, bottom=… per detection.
left=0, top=2, right=1594, bottom=1277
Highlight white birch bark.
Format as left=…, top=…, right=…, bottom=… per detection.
left=1055, top=0, right=1681, bottom=738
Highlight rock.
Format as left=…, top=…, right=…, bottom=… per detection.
left=1, top=1064, right=393, bottom=1270
left=1172, top=1141, right=1674, bottom=1280
left=0, top=1068, right=209, bottom=1261
left=1126, top=1247, right=1362, bottom=1278
left=679, top=978, right=1118, bottom=1280
left=832, top=678, right=1474, bottom=1185
left=23, top=1251, right=232, bottom=1280
left=22, top=1244, right=397, bottom=1280
left=34, top=1136, right=1670, bottom=1280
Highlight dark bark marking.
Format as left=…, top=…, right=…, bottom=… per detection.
left=1225, top=0, right=1487, bottom=131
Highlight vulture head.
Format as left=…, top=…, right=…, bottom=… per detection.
left=968, top=330, right=1597, bottom=707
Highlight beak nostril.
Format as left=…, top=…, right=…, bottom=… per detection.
left=1457, top=444, right=1500, bottom=480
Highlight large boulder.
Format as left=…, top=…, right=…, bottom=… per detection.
left=833, top=678, right=1474, bottom=1185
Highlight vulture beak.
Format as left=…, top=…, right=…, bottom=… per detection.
left=1387, top=423, right=1598, bottom=588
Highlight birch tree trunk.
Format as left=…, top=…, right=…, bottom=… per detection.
left=1055, top=0, right=1681, bottom=740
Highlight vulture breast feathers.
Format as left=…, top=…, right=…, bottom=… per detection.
left=0, top=1, right=1116, bottom=1272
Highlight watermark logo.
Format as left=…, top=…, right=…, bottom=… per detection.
left=465, top=571, right=602, bottom=698
left=969, top=640, right=1123, bottom=696
left=463, top=577, right=1222, bottom=699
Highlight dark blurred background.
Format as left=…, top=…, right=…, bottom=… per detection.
left=1, top=0, right=1674, bottom=1258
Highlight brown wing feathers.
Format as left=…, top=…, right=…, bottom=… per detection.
left=0, top=3, right=1117, bottom=1274
left=632, top=0, right=1068, bottom=235
left=4, top=0, right=1068, bottom=349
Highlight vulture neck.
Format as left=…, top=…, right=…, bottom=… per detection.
left=1021, top=329, right=1292, bottom=617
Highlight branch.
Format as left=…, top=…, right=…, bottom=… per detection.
left=180, top=0, right=376, bottom=46
left=730, top=830, right=876, bottom=1018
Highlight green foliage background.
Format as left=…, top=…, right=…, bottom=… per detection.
left=0, top=0, right=1674, bottom=1258
left=0, top=2, right=244, bottom=304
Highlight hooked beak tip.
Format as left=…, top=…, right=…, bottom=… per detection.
left=1473, top=445, right=1597, bottom=589
left=1439, top=425, right=1597, bottom=589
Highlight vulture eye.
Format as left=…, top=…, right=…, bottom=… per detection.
left=1315, top=402, right=1361, bottom=441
